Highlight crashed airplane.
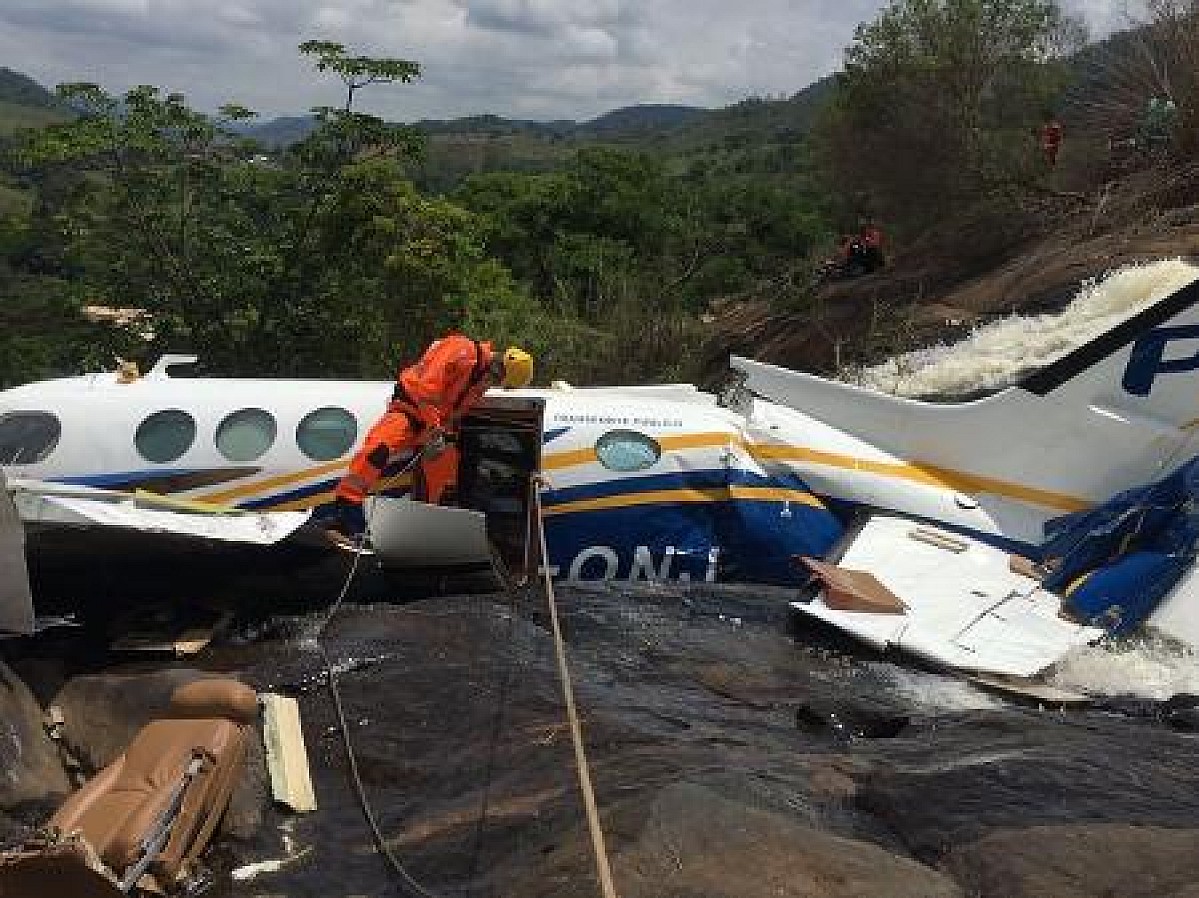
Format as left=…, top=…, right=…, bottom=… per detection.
left=4, top=264, right=1199, bottom=683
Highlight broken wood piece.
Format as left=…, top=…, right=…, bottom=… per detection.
left=261, top=693, right=317, bottom=813
left=1008, top=554, right=1046, bottom=581
left=967, top=674, right=1090, bottom=705
left=110, top=611, right=230, bottom=657
left=800, top=557, right=906, bottom=614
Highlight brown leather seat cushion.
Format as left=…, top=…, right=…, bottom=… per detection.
left=47, top=679, right=257, bottom=876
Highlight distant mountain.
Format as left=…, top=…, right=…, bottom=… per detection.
left=579, top=104, right=706, bottom=134
left=242, top=103, right=710, bottom=149
left=0, top=68, right=70, bottom=137
left=698, top=76, right=838, bottom=140
left=0, top=67, right=58, bottom=109
left=234, top=114, right=318, bottom=148
left=414, top=114, right=577, bottom=138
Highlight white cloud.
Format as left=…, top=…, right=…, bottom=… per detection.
left=0, top=0, right=1135, bottom=122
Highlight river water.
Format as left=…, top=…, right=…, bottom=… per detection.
left=185, top=578, right=1199, bottom=898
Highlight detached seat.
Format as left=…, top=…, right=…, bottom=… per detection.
left=0, top=679, right=258, bottom=897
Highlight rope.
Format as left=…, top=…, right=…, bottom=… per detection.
left=314, top=450, right=443, bottom=898
left=531, top=485, right=620, bottom=898
left=315, top=452, right=618, bottom=897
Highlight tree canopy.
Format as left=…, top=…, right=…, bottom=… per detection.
left=817, top=0, right=1085, bottom=232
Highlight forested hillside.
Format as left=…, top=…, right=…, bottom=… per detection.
left=2, top=0, right=1197, bottom=390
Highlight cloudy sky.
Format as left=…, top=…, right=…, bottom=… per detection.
left=0, top=0, right=1128, bottom=123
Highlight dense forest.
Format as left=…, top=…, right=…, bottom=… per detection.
left=0, top=0, right=1196, bottom=389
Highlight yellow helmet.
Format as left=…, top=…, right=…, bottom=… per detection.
left=500, top=346, right=533, bottom=388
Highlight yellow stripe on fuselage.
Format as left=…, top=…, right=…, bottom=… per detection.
left=199, top=429, right=1088, bottom=515
left=541, top=485, right=826, bottom=517
left=751, top=446, right=1088, bottom=512
left=542, top=434, right=1088, bottom=513
left=199, top=458, right=350, bottom=504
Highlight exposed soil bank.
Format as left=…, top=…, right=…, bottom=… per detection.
left=701, top=166, right=1199, bottom=385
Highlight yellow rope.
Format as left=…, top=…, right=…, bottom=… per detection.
left=533, top=484, right=620, bottom=898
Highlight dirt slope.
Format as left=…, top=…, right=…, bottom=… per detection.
left=701, top=164, right=1199, bottom=384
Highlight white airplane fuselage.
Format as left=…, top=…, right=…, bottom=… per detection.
left=0, top=350, right=1186, bottom=589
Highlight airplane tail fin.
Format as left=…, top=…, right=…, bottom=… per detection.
left=734, top=263, right=1199, bottom=520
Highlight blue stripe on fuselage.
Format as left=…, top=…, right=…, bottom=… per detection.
left=54, top=469, right=196, bottom=488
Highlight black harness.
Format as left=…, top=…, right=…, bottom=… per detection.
left=389, top=338, right=489, bottom=430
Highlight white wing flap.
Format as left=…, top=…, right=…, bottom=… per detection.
left=792, top=515, right=1104, bottom=678
left=365, top=496, right=491, bottom=567
left=10, top=481, right=309, bottom=545
left=0, top=469, right=33, bottom=636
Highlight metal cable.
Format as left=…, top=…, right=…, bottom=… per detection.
left=315, top=451, right=443, bottom=898
left=467, top=545, right=525, bottom=897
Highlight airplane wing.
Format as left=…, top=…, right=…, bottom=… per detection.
left=6, top=478, right=311, bottom=545
left=791, top=515, right=1104, bottom=679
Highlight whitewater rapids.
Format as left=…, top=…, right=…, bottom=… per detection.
left=846, top=259, right=1199, bottom=398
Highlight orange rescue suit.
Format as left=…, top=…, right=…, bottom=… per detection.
left=336, top=336, right=496, bottom=506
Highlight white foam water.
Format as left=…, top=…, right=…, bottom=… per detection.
left=846, top=259, right=1199, bottom=397
left=876, top=664, right=1006, bottom=712
left=1047, top=635, right=1199, bottom=700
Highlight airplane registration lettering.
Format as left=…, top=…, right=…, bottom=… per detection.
left=558, top=544, right=721, bottom=582
left=630, top=545, right=672, bottom=581
left=568, top=545, right=620, bottom=580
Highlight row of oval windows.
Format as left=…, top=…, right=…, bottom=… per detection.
left=0, top=411, right=666, bottom=472
left=0, top=407, right=358, bottom=465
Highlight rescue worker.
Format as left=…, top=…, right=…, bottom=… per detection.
left=326, top=336, right=534, bottom=544
left=1141, top=95, right=1177, bottom=152
left=1040, top=117, right=1064, bottom=168
left=858, top=220, right=885, bottom=272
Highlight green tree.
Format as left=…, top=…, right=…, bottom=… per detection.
left=816, top=0, right=1084, bottom=232
left=8, top=42, right=551, bottom=379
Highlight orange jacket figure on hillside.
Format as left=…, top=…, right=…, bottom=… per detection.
left=1040, top=119, right=1064, bottom=167
left=327, top=335, right=534, bottom=543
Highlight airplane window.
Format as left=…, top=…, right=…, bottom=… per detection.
left=297, top=407, right=357, bottom=460
left=216, top=408, right=277, bottom=463
left=595, top=429, right=661, bottom=472
left=135, top=409, right=196, bottom=464
left=0, top=412, right=61, bottom=465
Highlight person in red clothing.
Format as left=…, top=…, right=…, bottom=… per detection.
left=858, top=220, right=885, bottom=272
left=326, top=336, right=534, bottom=543
left=1040, top=118, right=1064, bottom=167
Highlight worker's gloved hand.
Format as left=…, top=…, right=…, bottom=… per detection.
left=421, top=430, right=449, bottom=459
left=324, top=496, right=364, bottom=545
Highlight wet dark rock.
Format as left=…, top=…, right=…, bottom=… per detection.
left=1162, top=693, right=1199, bottom=731
left=851, top=710, right=1199, bottom=866
left=795, top=700, right=910, bottom=743
left=4, top=583, right=1199, bottom=897
left=944, top=824, right=1199, bottom=897
left=0, top=658, right=69, bottom=809
left=507, top=782, right=963, bottom=897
